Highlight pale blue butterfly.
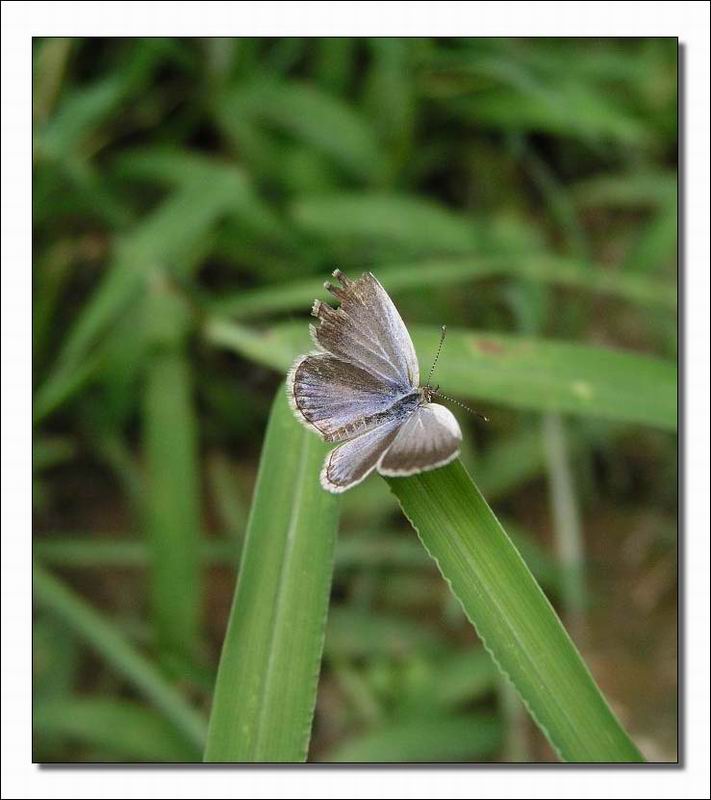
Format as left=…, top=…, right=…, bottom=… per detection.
left=287, top=270, right=463, bottom=493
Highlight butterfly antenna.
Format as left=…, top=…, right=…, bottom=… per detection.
left=431, top=390, right=489, bottom=423
left=425, top=325, right=448, bottom=388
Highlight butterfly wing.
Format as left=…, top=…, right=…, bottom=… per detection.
left=287, top=353, right=402, bottom=442
left=378, top=403, right=462, bottom=476
left=320, top=416, right=404, bottom=493
left=311, top=270, right=419, bottom=391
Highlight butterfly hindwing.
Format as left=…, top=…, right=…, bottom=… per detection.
left=320, top=416, right=404, bottom=493
left=378, top=403, right=461, bottom=476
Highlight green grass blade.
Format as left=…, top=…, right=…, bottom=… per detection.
left=33, top=436, right=77, bottom=472
left=35, top=42, right=160, bottom=162
left=217, top=80, right=386, bottom=182
left=448, top=79, right=648, bottom=147
left=34, top=698, right=201, bottom=762
left=314, top=38, right=356, bottom=94
left=291, top=193, right=481, bottom=255
left=210, top=255, right=675, bottom=319
left=33, top=38, right=73, bottom=124
left=143, top=278, right=201, bottom=667
left=111, top=148, right=282, bottom=240
left=573, top=170, right=676, bottom=209
left=33, top=354, right=103, bottom=424
left=35, top=537, right=154, bottom=567
left=385, top=461, right=644, bottom=762
left=36, top=74, right=129, bottom=161
left=408, top=327, right=676, bottom=430
left=205, top=320, right=677, bottom=430
left=204, top=388, right=340, bottom=762
left=622, top=198, right=677, bottom=275
left=33, top=526, right=559, bottom=599
left=327, top=714, right=502, bottom=762
left=33, top=563, right=206, bottom=749
left=34, top=536, right=235, bottom=568
left=542, top=413, right=586, bottom=634
left=33, top=169, right=251, bottom=424
left=35, top=531, right=430, bottom=573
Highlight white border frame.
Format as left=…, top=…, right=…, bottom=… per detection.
left=3, top=3, right=709, bottom=798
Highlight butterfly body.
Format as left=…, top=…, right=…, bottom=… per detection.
left=287, top=270, right=462, bottom=493
left=319, top=390, right=422, bottom=444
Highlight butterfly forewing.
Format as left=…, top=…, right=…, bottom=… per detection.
left=288, top=353, right=402, bottom=442
left=311, top=271, right=419, bottom=391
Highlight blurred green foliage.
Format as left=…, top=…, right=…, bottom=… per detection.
left=33, top=37, right=677, bottom=763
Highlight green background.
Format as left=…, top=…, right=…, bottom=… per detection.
left=33, top=37, right=677, bottom=763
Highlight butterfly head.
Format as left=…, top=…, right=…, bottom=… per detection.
left=421, top=384, right=439, bottom=404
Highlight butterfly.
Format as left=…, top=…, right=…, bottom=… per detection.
left=287, top=269, right=463, bottom=493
